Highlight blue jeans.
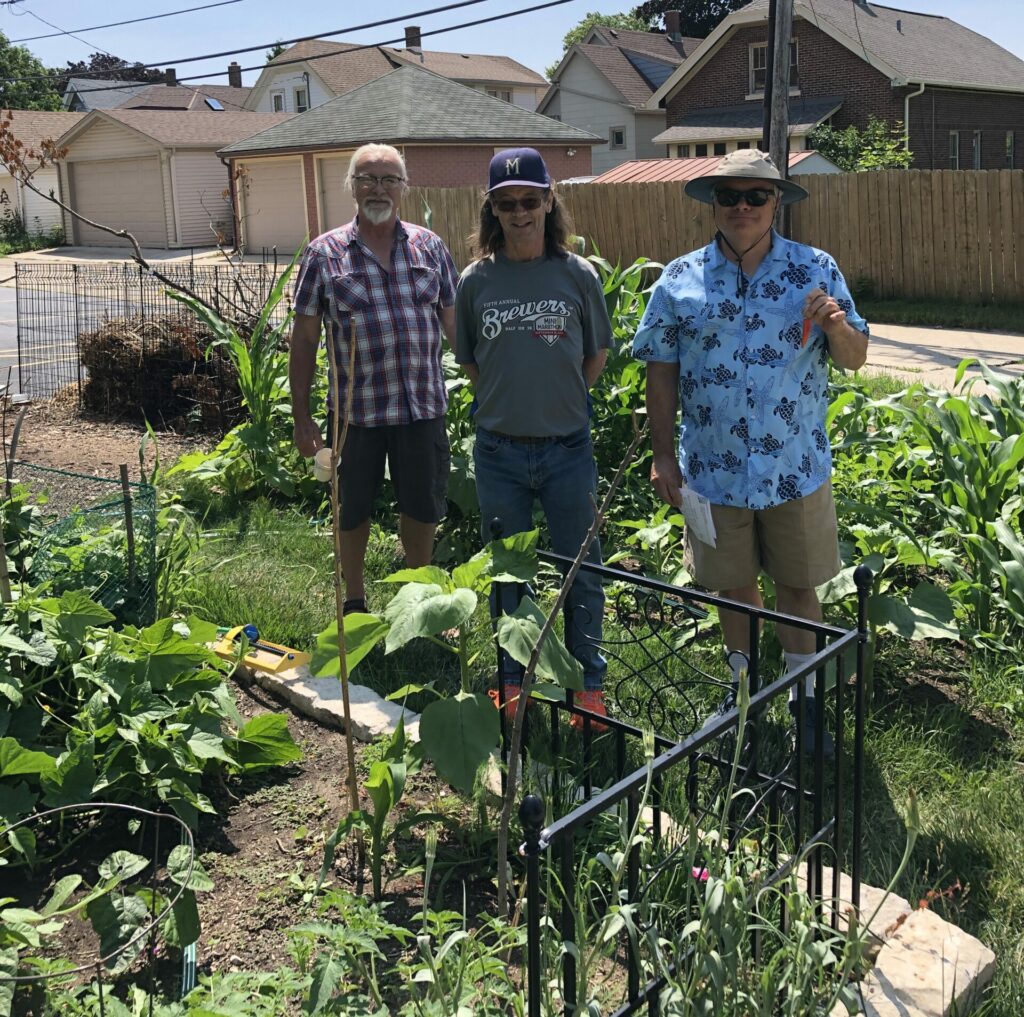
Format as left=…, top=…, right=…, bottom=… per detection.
left=474, top=425, right=607, bottom=690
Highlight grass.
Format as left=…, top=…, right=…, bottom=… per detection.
left=857, top=297, right=1024, bottom=334
left=185, top=498, right=1024, bottom=1012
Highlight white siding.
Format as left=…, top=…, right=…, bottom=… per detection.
left=251, top=68, right=332, bottom=112
left=69, top=157, right=167, bottom=247
left=0, top=167, right=64, bottom=236
left=238, top=157, right=307, bottom=254
left=65, top=119, right=156, bottom=161
left=635, top=113, right=669, bottom=160
left=512, top=87, right=541, bottom=111
left=173, top=150, right=234, bottom=246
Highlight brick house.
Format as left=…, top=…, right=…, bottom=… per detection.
left=648, top=0, right=1024, bottom=170
left=219, top=64, right=599, bottom=253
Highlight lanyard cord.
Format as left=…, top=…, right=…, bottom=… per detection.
left=716, top=226, right=775, bottom=298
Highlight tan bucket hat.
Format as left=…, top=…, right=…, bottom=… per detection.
left=684, top=149, right=808, bottom=206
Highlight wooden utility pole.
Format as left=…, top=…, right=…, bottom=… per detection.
left=768, top=0, right=794, bottom=176
left=762, top=0, right=777, bottom=152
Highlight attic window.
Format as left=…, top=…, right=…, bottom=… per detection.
left=204, top=97, right=224, bottom=110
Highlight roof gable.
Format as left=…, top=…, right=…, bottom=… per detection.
left=62, top=78, right=151, bottom=111
left=120, top=84, right=252, bottom=111
left=383, top=47, right=546, bottom=87
left=59, top=109, right=292, bottom=149
left=219, top=64, right=599, bottom=156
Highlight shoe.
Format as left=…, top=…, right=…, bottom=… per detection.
left=342, top=598, right=367, bottom=616
left=699, top=683, right=738, bottom=735
left=569, top=689, right=609, bottom=733
left=488, top=682, right=524, bottom=722
left=789, top=698, right=835, bottom=760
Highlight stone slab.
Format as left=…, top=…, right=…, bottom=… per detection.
left=242, top=662, right=419, bottom=743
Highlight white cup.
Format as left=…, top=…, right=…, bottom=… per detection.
left=312, top=447, right=333, bottom=482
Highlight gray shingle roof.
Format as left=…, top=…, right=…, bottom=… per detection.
left=576, top=44, right=671, bottom=107
left=267, top=40, right=397, bottom=96
left=63, top=110, right=293, bottom=148
left=384, top=47, right=546, bottom=87
left=220, top=64, right=599, bottom=156
left=653, top=95, right=842, bottom=143
left=746, top=0, right=1024, bottom=91
left=62, top=78, right=151, bottom=110
left=589, top=26, right=701, bottom=62
left=119, top=84, right=253, bottom=111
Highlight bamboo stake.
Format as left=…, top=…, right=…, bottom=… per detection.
left=495, top=417, right=648, bottom=916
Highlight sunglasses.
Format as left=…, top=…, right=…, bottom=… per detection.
left=491, top=195, right=546, bottom=213
left=714, top=187, right=777, bottom=208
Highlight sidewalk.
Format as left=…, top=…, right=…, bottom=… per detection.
left=0, top=245, right=224, bottom=285
left=864, top=322, right=1024, bottom=390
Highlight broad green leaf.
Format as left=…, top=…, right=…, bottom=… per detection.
left=39, top=590, right=116, bottom=650
left=98, top=851, right=149, bottom=883
left=177, top=615, right=220, bottom=644
left=452, top=549, right=492, bottom=592
left=310, top=613, right=388, bottom=678
left=365, top=759, right=399, bottom=825
left=870, top=582, right=959, bottom=641
left=167, top=844, right=214, bottom=893
left=381, top=565, right=453, bottom=589
left=6, top=827, right=36, bottom=867
left=487, top=529, right=539, bottom=583
left=308, top=955, right=345, bottom=1014
left=496, top=597, right=584, bottom=691
left=164, top=888, right=201, bottom=948
left=132, top=618, right=217, bottom=689
left=385, top=682, right=433, bottom=702
left=0, top=628, right=57, bottom=667
left=0, top=737, right=56, bottom=779
left=86, top=893, right=149, bottom=972
left=0, top=782, right=37, bottom=823
left=383, top=584, right=476, bottom=652
left=186, top=730, right=234, bottom=766
left=816, top=555, right=884, bottom=604
left=230, top=713, right=302, bottom=770
left=41, top=738, right=96, bottom=807
left=419, top=692, right=499, bottom=794
left=41, top=875, right=83, bottom=916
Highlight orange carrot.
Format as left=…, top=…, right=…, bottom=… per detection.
left=801, top=318, right=812, bottom=347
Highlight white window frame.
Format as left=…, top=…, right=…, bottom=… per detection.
left=610, top=125, right=626, bottom=149
left=949, top=131, right=959, bottom=170
left=694, top=143, right=708, bottom=157
left=294, top=87, right=309, bottom=113
left=748, top=41, right=798, bottom=97
left=270, top=89, right=285, bottom=113
left=677, top=144, right=690, bottom=158
left=486, top=87, right=512, bottom=103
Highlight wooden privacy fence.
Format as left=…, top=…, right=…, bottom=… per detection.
left=405, top=169, right=1024, bottom=302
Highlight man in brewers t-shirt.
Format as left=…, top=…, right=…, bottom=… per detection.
left=455, top=148, right=614, bottom=728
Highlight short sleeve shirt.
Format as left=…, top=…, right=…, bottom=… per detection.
left=455, top=251, right=613, bottom=437
left=292, top=219, right=458, bottom=426
left=632, top=232, right=869, bottom=510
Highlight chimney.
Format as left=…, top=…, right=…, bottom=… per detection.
left=664, top=10, right=686, bottom=55
left=165, top=67, right=177, bottom=86
left=405, top=25, right=422, bottom=50
left=227, top=61, right=242, bottom=88
left=896, top=18, right=902, bottom=32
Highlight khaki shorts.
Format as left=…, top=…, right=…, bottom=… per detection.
left=685, top=480, right=841, bottom=591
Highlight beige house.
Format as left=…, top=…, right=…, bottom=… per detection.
left=0, top=110, right=83, bottom=236
left=54, top=109, right=289, bottom=247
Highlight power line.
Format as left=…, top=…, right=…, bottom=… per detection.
left=15, top=7, right=114, bottom=54
left=8, top=0, right=244, bottom=44
left=58, top=0, right=567, bottom=99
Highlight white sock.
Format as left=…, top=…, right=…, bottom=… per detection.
left=725, top=649, right=748, bottom=684
left=785, top=651, right=816, bottom=702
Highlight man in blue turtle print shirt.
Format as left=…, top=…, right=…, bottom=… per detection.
left=632, top=150, right=869, bottom=756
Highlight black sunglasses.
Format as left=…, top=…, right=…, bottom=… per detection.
left=491, top=195, right=545, bottom=213
left=714, top=187, right=777, bottom=208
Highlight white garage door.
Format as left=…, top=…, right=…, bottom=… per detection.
left=317, top=155, right=356, bottom=234
left=71, top=158, right=167, bottom=247
left=240, top=159, right=307, bottom=254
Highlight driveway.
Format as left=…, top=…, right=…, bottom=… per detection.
left=0, top=287, right=15, bottom=392
left=0, top=245, right=224, bottom=287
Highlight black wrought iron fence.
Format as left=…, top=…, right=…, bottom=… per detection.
left=499, top=554, right=871, bottom=1016
left=14, top=262, right=287, bottom=425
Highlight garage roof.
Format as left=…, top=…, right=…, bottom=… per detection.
left=2, top=109, right=84, bottom=154
left=590, top=151, right=828, bottom=183
left=220, top=64, right=599, bottom=156
left=57, top=110, right=293, bottom=149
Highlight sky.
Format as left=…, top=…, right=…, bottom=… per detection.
left=0, top=0, right=1021, bottom=88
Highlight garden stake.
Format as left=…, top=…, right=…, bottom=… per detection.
left=119, top=464, right=137, bottom=593
left=495, top=416, right=648, bottom=918
left=325, top=321, right=364, bottom=881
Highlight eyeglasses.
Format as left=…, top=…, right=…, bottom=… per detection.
left=352, top=173, right=406, bottom=190
left=713, top=187, right=777, bottom=207
left=491, top=195, right=545, bottom=213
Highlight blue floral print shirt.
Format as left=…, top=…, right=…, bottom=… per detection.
left=632, top=232, right=869, bottom=510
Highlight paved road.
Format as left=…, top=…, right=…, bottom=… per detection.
left=0, top=287, right=17, bottom=394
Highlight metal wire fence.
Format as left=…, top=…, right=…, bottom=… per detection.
left=15, top=262, right=287, bottom=427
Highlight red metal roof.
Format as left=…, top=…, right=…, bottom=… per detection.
left=590, top=151, right=819, bottom=184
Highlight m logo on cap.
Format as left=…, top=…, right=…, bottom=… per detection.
left=505, top=158, right=520, bottom=175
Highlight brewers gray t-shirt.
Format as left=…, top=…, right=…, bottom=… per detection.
left=455, top=251, right=613, bottom=437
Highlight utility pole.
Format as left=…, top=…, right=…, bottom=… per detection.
left=768, top=0, right=794, bottom=177
left=762, top=0, right=777, bottom=152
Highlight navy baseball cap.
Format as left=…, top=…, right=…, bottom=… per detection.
left=487, top=147, right=551, bottom=192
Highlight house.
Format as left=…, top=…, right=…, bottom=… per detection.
left=0, top=110, right=83, bottom=236
left=62, top=78, right=151, bottom=112
left=648, top=0, right=1024, bottom=170
left=589, top=150, right=842, bottom=183
left=220, top=64, right=600, bottom=254
left=62, top=64, right=249, bottom=112
left=539, top=12, right=701, bottom=174
left=54, top=110, right=290, bottom=248
left=243, top=27, right=548, bottom=115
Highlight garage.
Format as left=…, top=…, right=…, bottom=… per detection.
left=316, top=154, right=356, bottom=234
left=70, top=157, right=167, bottom=247
left=239, top=157, right=307, bottom=254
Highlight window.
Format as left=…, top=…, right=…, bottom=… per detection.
left=948, top=131, right=959, bottom=169
left=294, top=87, right=309, bottom=113
left=1008, top=131, right=1016, bottom=169
left=204, top=97, right=224, bottom=111
left=972, top=129, right=983, bottom=169
left=695, top=143, right=708, bottom=157
left=678, top=144, right=691, bottom=158
left=737, top=140, right=751, bottom=150
left=610, top=126, right=626, bottom=149
left=749, top=41, right=798, bottom=94
left=270, top=89, right=285, bottom=112
left=486, top=88, right=512, bottom=103
left=713, top=142, right=727, bottom=156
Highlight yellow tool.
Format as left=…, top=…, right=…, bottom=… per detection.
left=213, top=624, right=310, bottom=674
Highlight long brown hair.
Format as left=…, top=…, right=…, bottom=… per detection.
left=470, top=188, right=575, bottom=261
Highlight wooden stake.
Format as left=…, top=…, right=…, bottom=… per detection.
left=119, top=464, right=137, bottom=592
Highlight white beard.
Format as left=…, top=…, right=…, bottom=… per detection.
left=361, top=200, right=394, bottom=225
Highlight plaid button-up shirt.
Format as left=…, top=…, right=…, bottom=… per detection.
left=293, top=218, right=458, bottom=426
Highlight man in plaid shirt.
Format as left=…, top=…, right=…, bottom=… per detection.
left=290, top=143, right=458, bottom=615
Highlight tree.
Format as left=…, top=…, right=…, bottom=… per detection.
left=630, top=0, right=751, bottom=38
left=546, top=11, right=653, bottom=77
left=265, top=42, right=287, bottom=62
left=55, top=53, right=164, bottom=95
left=808, top=117, right=913, bottom=172
left=0, top=33, right=62, bottom=111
